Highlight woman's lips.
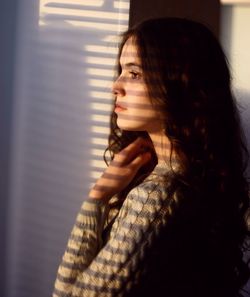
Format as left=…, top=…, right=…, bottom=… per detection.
left=115, top=104, right=127, bottom=112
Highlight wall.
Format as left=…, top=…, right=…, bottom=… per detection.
left=221, top=4, right=250, bottom=175
left=0, top=1, right=18, bottom=296
left=6, top=1, right=129, bottom=296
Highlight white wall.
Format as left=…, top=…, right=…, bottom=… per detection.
left=6, top=1, right=129, bottom=296
left=221, top=5, right=250, bottom=294
left=221, top=4, right=250, bottom=175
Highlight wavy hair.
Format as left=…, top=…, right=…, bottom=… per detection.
left=105, top=17, right=250, bottom=295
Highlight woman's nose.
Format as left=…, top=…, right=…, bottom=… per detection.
left=112, top=77, right=125, bottom=97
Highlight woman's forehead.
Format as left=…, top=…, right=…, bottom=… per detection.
left=120, top=37, right=141, bottom=67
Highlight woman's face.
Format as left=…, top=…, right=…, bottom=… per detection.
left=113, top=37, right=162, bottom=133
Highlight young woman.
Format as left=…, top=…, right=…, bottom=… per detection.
left=53, top=18, right=250, bottom=297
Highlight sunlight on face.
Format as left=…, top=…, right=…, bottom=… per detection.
left=113, top=38, right=162, bottom=132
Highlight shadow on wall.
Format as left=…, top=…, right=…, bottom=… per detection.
left=7, top=1, right=129, bottom=297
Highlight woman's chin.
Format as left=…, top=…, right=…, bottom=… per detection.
left=117, top=119, right=145, bottom=131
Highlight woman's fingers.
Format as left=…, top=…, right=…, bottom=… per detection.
left=89, top=138, right=152, bottom=202
left=129, top=152, right=151, bottom=170
left=116, top=137, right=142, bottom=163
left=116, top=137, right=151, bottom=165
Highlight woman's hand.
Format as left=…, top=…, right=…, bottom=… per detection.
left=89, top=137, right=151, bottom=202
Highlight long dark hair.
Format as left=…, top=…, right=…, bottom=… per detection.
left=105, top=17, right=250, bottom=295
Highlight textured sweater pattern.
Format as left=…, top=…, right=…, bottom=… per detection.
left=53, top=163, right=173, bottom=297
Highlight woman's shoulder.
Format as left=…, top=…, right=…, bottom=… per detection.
left=127, top=174, right=168, bottom=208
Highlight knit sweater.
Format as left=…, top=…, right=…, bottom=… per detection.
left=52, top=162, right=176, bottom=297
left=52, top=161, right=235, bottom=297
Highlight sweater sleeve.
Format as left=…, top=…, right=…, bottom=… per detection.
left=53, top=183, right=165, bottom=297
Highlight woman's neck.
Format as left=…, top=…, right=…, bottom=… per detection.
left=148, top=131, right=172, bottom=163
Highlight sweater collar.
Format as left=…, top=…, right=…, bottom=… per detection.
left=153, top=158, right=180, bottom=175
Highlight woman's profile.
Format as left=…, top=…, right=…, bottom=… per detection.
left=53, top=17, right=250, bottom=297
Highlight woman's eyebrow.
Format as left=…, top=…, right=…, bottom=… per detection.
left=121, top=62, right=142, bottom=69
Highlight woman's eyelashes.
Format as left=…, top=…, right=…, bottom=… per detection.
left=117, top=68, right=142, bottom=82
left=129, top=70, right=141, bottom=80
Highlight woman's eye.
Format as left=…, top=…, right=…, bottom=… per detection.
left=129, top=71, right=140, bottom=80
